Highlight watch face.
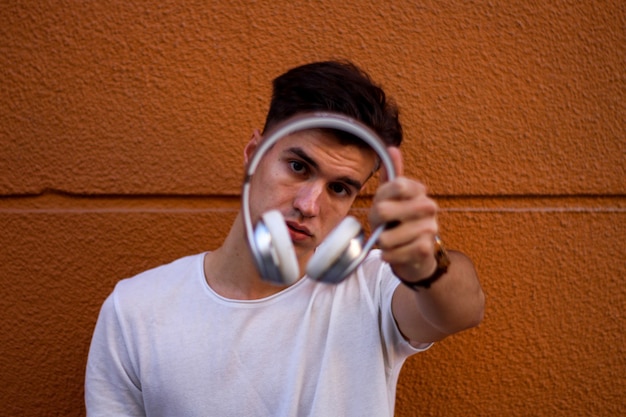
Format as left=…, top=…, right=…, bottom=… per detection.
left=434, top=235, right=451, bottom=268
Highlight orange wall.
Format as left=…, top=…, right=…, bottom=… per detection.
left=1, top=1, right=624, bottom=416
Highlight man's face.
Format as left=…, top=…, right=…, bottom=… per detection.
left=246, top=129, right=378, bottom=261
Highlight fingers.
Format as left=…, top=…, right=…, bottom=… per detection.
left=377, top=216, right=438, bottom=251
left=369, top=173, right=440, bottom=275
left=374, top=177, right=426, bottom=202
left=370, top=178, right=437, bottom=226
left=379, top=226, right=437, bottom=266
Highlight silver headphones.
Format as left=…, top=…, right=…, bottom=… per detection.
left=242, top=112, right=396, bottom=285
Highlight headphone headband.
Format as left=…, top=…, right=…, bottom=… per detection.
left=242, top=112, right=396, bottom=284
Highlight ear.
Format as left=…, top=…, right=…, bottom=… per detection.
left=244, top=129, right=263, bottom=166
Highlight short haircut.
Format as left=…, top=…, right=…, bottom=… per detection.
left=262, top=61, right=403, bottom=147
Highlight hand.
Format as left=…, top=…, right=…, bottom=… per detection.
left=369, top=147, right=439, bottom=282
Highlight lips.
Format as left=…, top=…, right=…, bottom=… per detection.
left=285, top=221, right=313, bottom=240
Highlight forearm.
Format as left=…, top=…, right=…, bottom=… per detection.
left=392, top=250, right=485, bottom=343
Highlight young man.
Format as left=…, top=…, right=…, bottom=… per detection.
left=85, top=61, right=484, bottom=416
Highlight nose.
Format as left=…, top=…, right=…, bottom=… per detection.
left=293, top=181, right=324, bottom=218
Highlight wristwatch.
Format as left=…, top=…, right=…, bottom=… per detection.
left=399, top=235, right=451, bottom=290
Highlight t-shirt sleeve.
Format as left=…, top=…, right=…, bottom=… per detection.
left=85, top=290, right=145, bottom=417
left=361, top=250, right=433, bottom=362
left=380, top=269, right=433, bottom=356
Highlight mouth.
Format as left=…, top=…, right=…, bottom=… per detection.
left=285, top=221, right=313, bottom=241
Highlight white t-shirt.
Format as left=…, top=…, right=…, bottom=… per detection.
left=85, top=250, right=430, bottom=417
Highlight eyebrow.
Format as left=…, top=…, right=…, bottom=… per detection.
left=285, top=147, right=364, bottom=191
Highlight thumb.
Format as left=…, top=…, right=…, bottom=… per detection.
left=380, top=146, right=404, bottom=182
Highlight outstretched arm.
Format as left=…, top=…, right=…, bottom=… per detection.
left=370, top=147, right=485, bottom=345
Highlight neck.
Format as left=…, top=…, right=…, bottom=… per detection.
left=203, top=212, right=293, bottom=300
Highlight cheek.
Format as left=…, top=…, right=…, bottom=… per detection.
left=323, top=203, right=356, bottom=232
left=254, top=157, right=294, bottom=186
left=248, top=166, right=294, bottom=213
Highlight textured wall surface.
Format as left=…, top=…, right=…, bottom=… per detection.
left=1, top=1, right=624, bottom=416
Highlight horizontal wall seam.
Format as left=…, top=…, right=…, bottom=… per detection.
left=1, top=207, right=625, bottom=214
left=443, top=208, right=626, bottom=213
left=1, top=193, right=625, bottom=213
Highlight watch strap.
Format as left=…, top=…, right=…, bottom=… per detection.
left=399, top=235, right=450, bottom=291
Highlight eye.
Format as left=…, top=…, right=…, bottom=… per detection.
left=329, top=183, right=351, bottom=197
left=289, top=160, right=307, bottom=174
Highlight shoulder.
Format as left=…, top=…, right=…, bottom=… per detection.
left=351, top=249, right=401, bottom=300
left=112, top=253, right=206, bottom=310
left=360, top=248, right=384, bottom=269
left=358, top=249, right=397, bottom=285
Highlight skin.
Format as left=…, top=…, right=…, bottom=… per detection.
left=204, top=128, right=484, bottom=345
left=246, top=129, right=378, bottom=266
left=375, top=147, right=484, bottom=345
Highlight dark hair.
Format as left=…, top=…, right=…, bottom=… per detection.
left=262, top=61, right=403, bottom=147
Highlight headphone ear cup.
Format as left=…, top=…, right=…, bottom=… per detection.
left=306, top=216, right=363, bottom=281
left=260, top=210, right=300, bottom=285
